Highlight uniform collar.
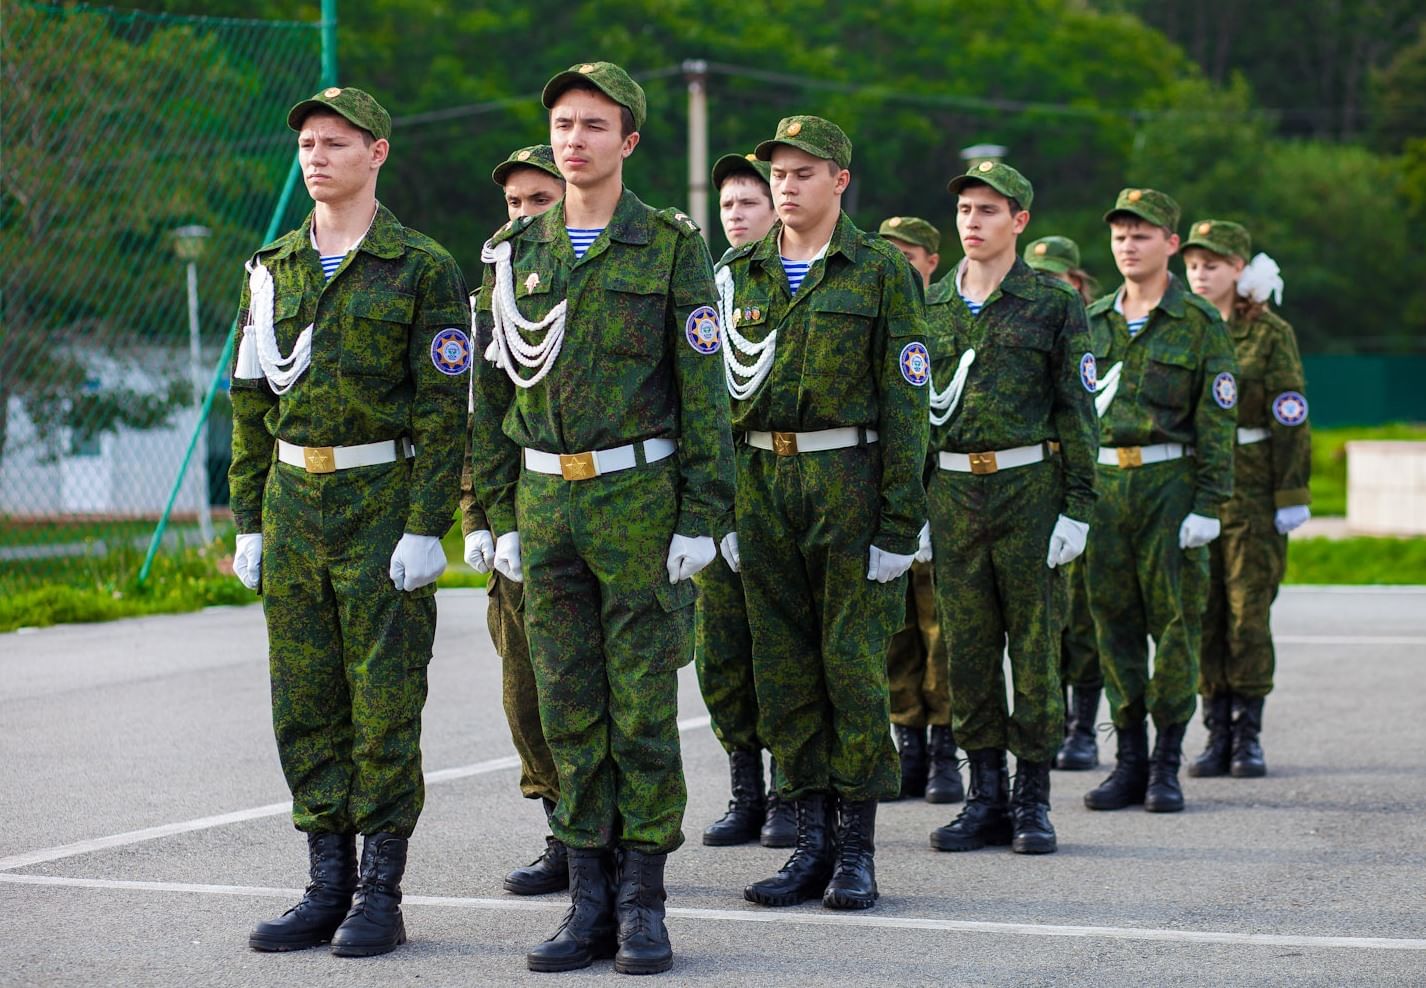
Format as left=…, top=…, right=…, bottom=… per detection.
left=274, top=203, right=404, bottom=262
left=752, top=210, right=862, bottom=266
left=524, top=187, right=654, bottom=247
left=1108, top=272, right=1188, bottom=320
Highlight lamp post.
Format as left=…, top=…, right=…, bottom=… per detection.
left=172, top=224, right=214, bottom=545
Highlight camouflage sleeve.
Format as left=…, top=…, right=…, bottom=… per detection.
left=1191, top=316, right=1239, bottom=518
left=670, top=230, right=736, bottom=540
left=404, top=251, right=471, bottom=537
left=1265, top=315, right=1311, bottom=508
left=1053, top=296, right=1099, bottom=523
left=873, top=252, right=931, bottom=556
left=458, top=288, right=490, bottom=536
left=227, top=269, right=276, bottom=535
left=469, top=265, right=521, bottom=536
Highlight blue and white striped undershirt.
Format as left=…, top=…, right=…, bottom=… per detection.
left=1113, top=289, right=1151, bottom=337
left=310, top=203, right=380, bottom=282
left=781, top=257, right=812, bottom=295
left=954, top=260, right=986, bottom=316
left=567, top=227, right=604, bottom=259
left=319, top=255, right=344, bottom=280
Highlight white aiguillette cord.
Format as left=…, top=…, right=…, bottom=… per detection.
left=1094, top=361, right=1123, bottom=418
left=238, top=260, right=312, bottom=394
left=479, top=239, right=567, bottom=389
left=717, top=265, right=776, bottom=401
left=929, top=348, right=975, bottom=426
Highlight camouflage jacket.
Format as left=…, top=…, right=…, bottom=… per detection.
left=925, top=258, right=1099, bottom=523
left=722, top=211, right=929, bottom=556
left=229, top=204, right=470, bottom=536
left=469, top=188, right=735, bottom=540
left=1227, top=306, right=1311, bottom=509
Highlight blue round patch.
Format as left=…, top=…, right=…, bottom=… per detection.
left=685, top=305, right=721, bottom=355
left=1272, top=390, right=1308, bottom=426
left=1079, top=352, right=1098, bottom=393
left=900, top=342, right=930, bottom=387
left=431, top=327, right=472, bottom=376
left=1212, top=371, right=1237, bottom=410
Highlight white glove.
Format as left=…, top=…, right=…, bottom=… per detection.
left=233, top=533, right=262, bottom=591
left=1178, top=513, right=1222, bottom=550
left=494, top=531, right=523, bottom=583
left=867, top=544, right=916, bottom=583
left=389, top=532, right=446, bottom=592
left=463, top=530, right=495, bottom=573
left=914, top=521, right=933, bottom=564
left=720, top=531, right=741, bottom=573
left=1275, top=504, right=1311, bottom=535
left=1046, top=515, right=1090, bottom=568
left=667, top=533, right=717, bottom=583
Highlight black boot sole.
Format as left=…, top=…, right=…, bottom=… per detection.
left=614, top=952, right=674, bottom=975
left=330, top=924, right=407, bottom=958
left=1230, top=762, right=1266, bottom=778
left=1054, top=745, right=1099, bottom=770
left=924, top=784, right=964, bottom=804
left=702, top=827, right=762, bottom=847
left=249, top=933, right=332, bottom=952
left=503, top=872, right=570, bottom=895
left=1144, top=795, right=1185, bottom=813
left=527, top=940, right=618, bottom=973
left=823, top=887, right=878, bottom=910
left=1011, top=834, right=1058, bottom=854
left=1187, top=763, right=1230, bottom=778
left=929, top=826, right=1012, bottom=852
left=759, top=831, right=797, bottom=849
left=744, top=882, right=827, bottom=907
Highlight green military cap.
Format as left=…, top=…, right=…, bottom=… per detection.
left=1024, top=235, right=1080, bottom=274
left=542, top=61, right=646, bottom=131
left=1104, top=187, right=1180, bottom=232
left=287, top=86, right=391, bottom=141
left=492, top=144, right=563, bottom=187
left=878, top=216, right=940, bottom=254
left=755, top=115, right=852, bottom=170
left=1182, top=218, right=1251, bottom=260
left=946, top=160, right=1034, bottom=210
left=712, top=151, right=772, bottom=190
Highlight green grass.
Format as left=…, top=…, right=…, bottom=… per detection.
left=1309, top=423, right=1426, bottom=515
left=1285, top=536, right=1426, bottom=585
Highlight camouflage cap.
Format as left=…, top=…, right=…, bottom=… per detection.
left=1023, top=235, right=1080, bottom=274
left=492, top=144, right=564, bottom=187
left=542, top=61, right=646, bottom=131
left=755, top=115, right=852, bottom=170
left=712, top=151, right=772, bottom=191
left=1105, top=187, right=1180, bottom=232
left=879, top=216, right=940, bottom=254
left=946, top=160, right=1034, bottom=210
left=1182, top=219, right=1251, bottom=260
left=287, top=86, right=391, bottom=141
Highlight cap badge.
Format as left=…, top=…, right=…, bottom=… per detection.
left=745, top=152, right=758, bottom=161
left=579, top=63, right=595, bottom=73
left=1197, top=222, right=1212, bottom=236
left=786, top=121, right=802, bottom=137
left=1034, top=243, right=1048, bottom=256
left=1127, top=189, right=1143, bottom=203
left=517, top=149, right=532, bottom=161
left=888, top=217, right=902, bottom=228
left=322, top=87, right=342, bottom=98
left=978, top=161, right=994, bottom=172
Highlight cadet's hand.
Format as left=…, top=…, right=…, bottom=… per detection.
left=867, top=545, right=915, bottom=583
left=494, top=531, right=523, bottom=583
left=719, top=532, right=741, bottom=574
left=1178, top=513, right=1222, bottom=550
left=914, top=522, right=933, bottom=564
left=233, top=533, right=262, bottom=591
left=667, top=533, right=716, bottom=583
left=1046, top=515, right=1090, bottom=568
left=1274, top=504, right=1311, bottom=535
left=389, top=533, right=446, bottom=592
left=464, top=530, right=496, bottom=573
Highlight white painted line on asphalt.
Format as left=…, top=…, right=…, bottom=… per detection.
left=0, top=715, right=713, bottom=873
left=1276, top=635, right=1426, bottom=646
left=3, top=873, right=1424, bottom=953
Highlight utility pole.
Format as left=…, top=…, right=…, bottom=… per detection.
left=684, top=59, right=709, bottom=244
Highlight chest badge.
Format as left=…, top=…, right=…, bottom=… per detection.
left=1272, top=390, right=1308, bottom=426
left=524, top=272, right=541, bottom=295
left=899, top=341, right=931, bottom=387
left=685, top=305, right=721, bottom=354
left=431, top=327, right=473, bottom=376
left=1212, top=371, right=1238, bottom=409
left=1079, top=352, right=1098, bottom=393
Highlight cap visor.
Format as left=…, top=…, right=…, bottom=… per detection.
left=287, top=99, right=372, bottom=137
left=755, top=137, right=840, bottom=167
left=1103, top=206, right=1166, bottom=227
left=1028, top=257, right=1074, bottom=274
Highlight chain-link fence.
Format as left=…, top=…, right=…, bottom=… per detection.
left=1, top=0, right=323, bottom=591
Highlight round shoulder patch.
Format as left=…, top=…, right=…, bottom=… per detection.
left=685, top=305, right=721, bottom=355
left=900, top=341, right=930, bottom=387
left=1272, top=390, right=1308, bottom=426
left=1079, top=352, right=1098, bottom=393
left=1212, top=371, right=1237, bottom=410
left=431, top=327, right=472, bottom=376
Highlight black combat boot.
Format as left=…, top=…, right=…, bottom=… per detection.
left=1084, top=722, right=1149, bottom=810
left=703, top=748, right=767, bottom=845
left=1055, top=686, right=1101, bottom=771
left=527, top=849, right=618, bottom=972
left=249, top=832, right=356, bottom=951
left=330, top=833, right=408, bottom=957
left=613, top=849, right=673, bottom=975
left=744, top=793, right=835, bottom=906
left=1188, top=693, right=1233, bottom=778
left=888, top=725, right=928, bottom=800
left=824, top=798, right=878, bottom=910
left=924, top=725, right=965, bottom=803
left=1144, top=723, right=1188, bottom=813
left=760, top=757, right=797, bottom=848
left=505, top=797, right=570, bottom=894
left=1229, top=695, right=1267, bottom=778
left=1010, top=760, right=1056, bottom=854
left=929, top=748, right=1011, bottom=851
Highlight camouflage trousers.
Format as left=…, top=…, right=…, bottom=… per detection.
left=1084, top=458, right=1208, bottom=730
left=1060, top=558, right=1102, bottom=689
left=737, top=443, right=901, bottom=802
left=517, top=456, right=691, bottom=854
left=261, top=459, right=434, bottom=838
left=1201, top=505, right=1286, bottom=700
left=693, top=558, right=763, bottom=754
left=886, top=560, right=952, bottom=728
left=485, top=572, right=560, bottom=802
left=929, top=458, right=1065, bottom=762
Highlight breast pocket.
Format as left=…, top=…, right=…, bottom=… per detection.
left=810, top=291, right=878, bottom=376
left=603, top=271, right=667, bottom=359
left=272, top=292, right=307, bottom=353
left=340, top=293, right=414, bottom=380
left=1141, top=344, right=1197, bottom=410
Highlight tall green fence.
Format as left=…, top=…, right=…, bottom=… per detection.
left=0, top=0, right=322, bottom=591
left=1302, top=355, right=1426, bottom=428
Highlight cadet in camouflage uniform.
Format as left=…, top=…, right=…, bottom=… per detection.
left=722, top=117, right=929, bottom=911
left=1024, top=236, right=1104, bottom=772
left=229, top=87, right=469, bottom=957
left=876, top=215, right=962, bottom=805
left=468, top=63, right=734, bottom=975
left=1180, top=220, right=1311, bottom=779
left=459, top=144, right=567, bottom=896
left=696, top=151, right=797, bottom=850
left=923, top=163, right=1098, bottom=857
left=1081, top=189, right=1238, bottom=815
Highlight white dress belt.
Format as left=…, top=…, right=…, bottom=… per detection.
left=1237, top=427, right=1270, bottom=445
left=1097, top=442, right=1193, bottom=468
left=937, top=443, right=1048, bottom=474
left=745, top=427, right=877, bottom=456
left=523, top=437, right=677, bottom=481
left=277, top=437, right=414, bottom=474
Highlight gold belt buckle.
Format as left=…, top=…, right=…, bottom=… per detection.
left=1116, top=446, right=1143, bottom=469
left=968, top=451, right=998, bottom=475
left=559, top=451, right=597, bottom=481
left=303, top=446, right=336, bottom=474
left=771, top=431, right=799, bottom=456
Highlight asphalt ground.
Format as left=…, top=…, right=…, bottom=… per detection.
left=1, top=586, right=1424, bottom=986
